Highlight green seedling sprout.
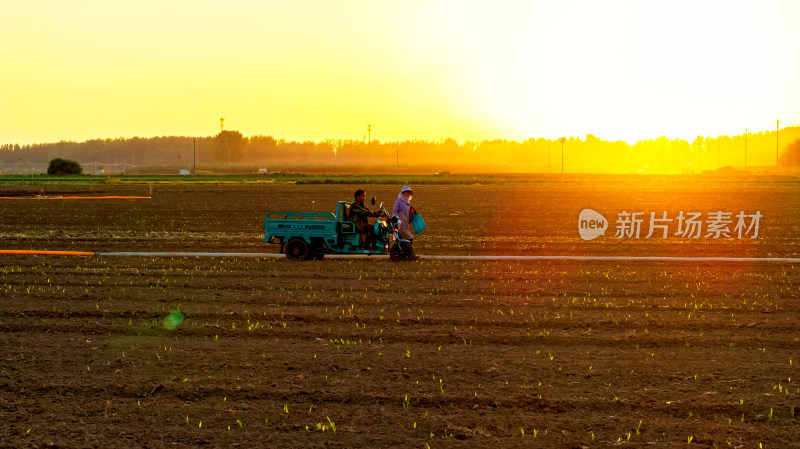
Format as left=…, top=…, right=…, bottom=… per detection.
left=326, top=416, right=336, bottom=433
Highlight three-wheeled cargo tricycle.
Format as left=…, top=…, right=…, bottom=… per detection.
left=264, top=199, right=415, bottom=261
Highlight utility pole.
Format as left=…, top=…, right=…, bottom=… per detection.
left=220, top=116, right=225, bottom=133
left=559, top=137, right=566, bottom=175
left=193, top=138, right=196, bottom=175
left=366, top=124, right=371, bottom=144
left=776, top=118, right=780, bottom=175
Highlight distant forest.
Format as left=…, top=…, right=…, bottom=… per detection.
left=2, top=127, right=799, bottom=175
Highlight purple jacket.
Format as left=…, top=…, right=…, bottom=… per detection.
left=392, top=193, right=413, bottom=240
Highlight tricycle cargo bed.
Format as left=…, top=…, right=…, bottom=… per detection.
left=264, top=212, right=339, bottom=242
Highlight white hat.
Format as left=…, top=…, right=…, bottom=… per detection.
left=400, top=186, right=414, bottom=194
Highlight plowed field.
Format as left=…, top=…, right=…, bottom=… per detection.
left=2, top=177, right=800, bottom=448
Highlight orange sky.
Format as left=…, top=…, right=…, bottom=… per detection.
left=1, top=1, right=798, bottom=145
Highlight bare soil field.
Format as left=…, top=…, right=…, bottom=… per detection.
left=0, top=175, right=799, bottom=257
left=1, top=176, right=800, bottom=448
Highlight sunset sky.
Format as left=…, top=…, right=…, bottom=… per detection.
left=1, top=0, right=798, bottom=145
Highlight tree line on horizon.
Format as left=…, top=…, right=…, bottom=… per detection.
left=1, top=127, right=799, bottom=174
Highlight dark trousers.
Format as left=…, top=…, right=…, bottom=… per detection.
left=359, top=228, right=376, bottom=249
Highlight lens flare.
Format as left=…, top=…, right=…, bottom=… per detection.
left=162, top=310, right=184, bottom=330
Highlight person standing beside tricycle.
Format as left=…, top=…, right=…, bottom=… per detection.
left=392, top=185, right=419, bottom=259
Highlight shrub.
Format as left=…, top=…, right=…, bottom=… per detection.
left=47, top=158, right=83, bottom=175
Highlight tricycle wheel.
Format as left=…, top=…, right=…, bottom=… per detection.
left=389, top=242, right=414, bottom=261
left=285, top=238, right=310, bottom=260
